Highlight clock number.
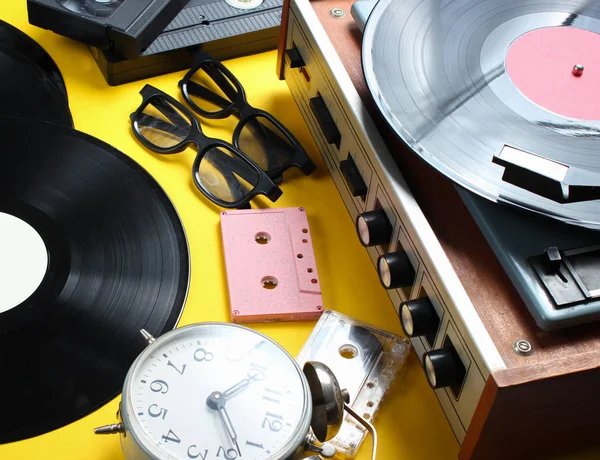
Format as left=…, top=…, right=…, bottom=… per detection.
left=247, top=368, right=265, bottom=381
left=167, top=360, right=187, bottom=375
left=217, top=446, right=238, bottom=459
left=148, top=404, right=168, bottom=420
left=248, top=362, right=268, bottom=381
left=262, top=411, right=283, bottom=432
left=161, top=429, right=181, bottom=444
left=250, top=362, right=268, bottom=371
left=246, top=440, right=264, bottom=449
left=187, top=445, right=208, bottom=459
left=150, top=379, right=169, bottom=394
left=194, top=348, right=214, bottom=362
left=262, top=387, right=282, bottom=404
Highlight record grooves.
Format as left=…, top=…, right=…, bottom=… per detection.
left=0, top=45, right=73, bottom=128
left=362, top=0, right=600, bottom=230
left=0, top=19, right=68, bottom=105
left=0, top=118, right=190, bottom=443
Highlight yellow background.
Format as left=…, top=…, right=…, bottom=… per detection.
left=2, top=2, right=471, bottom=459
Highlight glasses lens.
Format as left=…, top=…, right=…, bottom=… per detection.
left=237, top=115, right=296, bottom=172
left=184, top=62, right=239, bottom=115
left=136, top=97, right=192, bottom=149
left=198, top=146, right=260, bottom=204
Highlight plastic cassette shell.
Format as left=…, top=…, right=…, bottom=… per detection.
left=220, top=207, right=324, bottom=323
left=91, top=0, right=283, bottom=86
left=27, top=0, right=189, bottom=59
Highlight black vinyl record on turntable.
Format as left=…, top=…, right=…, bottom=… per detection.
left=362, top=0, right=600, bottom=230
left=359, top=0, right=600, bottom=329
left=0, top=117, right=190, bottom=443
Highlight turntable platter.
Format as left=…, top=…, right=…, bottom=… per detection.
left=362, top=0, right=600, bottom=229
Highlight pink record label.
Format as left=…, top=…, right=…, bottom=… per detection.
left=506, top=26, right=600, bottom=120
left=220, top=207, right=324, bottom=323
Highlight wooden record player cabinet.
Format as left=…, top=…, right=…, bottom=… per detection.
left=276, top=0, right=600, bottom=458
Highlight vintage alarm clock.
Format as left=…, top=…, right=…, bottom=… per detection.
left=95, top=323, right=376, bottom=460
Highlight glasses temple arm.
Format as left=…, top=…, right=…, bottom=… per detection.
left=203, top=64, right=239, bottom=101
left=184, top=81, right=232, bottom=110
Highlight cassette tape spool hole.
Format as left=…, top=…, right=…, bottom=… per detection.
left=255, top=231, right=271, bottom=244
left=339, top=344, right=359, bottom=359
left=261, top=275, right=278, bottom=289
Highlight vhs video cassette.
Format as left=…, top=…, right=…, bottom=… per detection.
left=27, top=0, right=190, bottom=60
left=91, top=0, right=282, bottom=86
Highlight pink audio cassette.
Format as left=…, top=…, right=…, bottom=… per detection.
left=220, top=207, right=324, bottom=323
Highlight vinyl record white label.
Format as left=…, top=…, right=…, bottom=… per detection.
left=0, top=212, right=48, bottom=313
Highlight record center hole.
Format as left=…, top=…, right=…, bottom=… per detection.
left=255, top=232, right=271, bottom=244
left=261, top=276, right=278, bottom=290
left=339, top=344, right=359, bottom=359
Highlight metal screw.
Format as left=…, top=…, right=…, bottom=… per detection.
left=573, top=64, right=584, bottom=77
left=94, top=423, right=124, bottom=435
left=140, top=329, right=155, bottom=345
left=330, top=7, right=345, bottom=18
left=513, top=339, right=533, bottom=356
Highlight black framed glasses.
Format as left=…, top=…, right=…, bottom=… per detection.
left=178, top=52, right=316, bottom=179
left=130, top=85, right=282, bottom=209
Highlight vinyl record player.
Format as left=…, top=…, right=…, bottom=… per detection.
left=276, top=0, right=600, bottom=458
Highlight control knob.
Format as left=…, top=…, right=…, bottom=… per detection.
left=399, top=297, right=439, bottom=338
left=422, top=346, right=465, bottom=390
left=377, top=250, right=415, bottom=289
left=355, top=209, right=392, bottom=247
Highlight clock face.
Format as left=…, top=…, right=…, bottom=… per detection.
left=123, top=324, right=311, bottom=460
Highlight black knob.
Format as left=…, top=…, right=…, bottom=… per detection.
left=378, top=251, right=415, bottom=289
left=355, top=210, right=392, bottom=247
left=285, top=46, right=305, bottom=69
left=340, top=156, right=367, bottom=200
left=309, top=95, right=340, bottom=149
left=423, top=346, right=465, bottom=389
left=399, top=297, right=439, bottom=338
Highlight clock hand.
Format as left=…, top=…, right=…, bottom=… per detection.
left=222, top=378, right=251, bottom=399
left=219, top=405, right=242, bottom=458
left=222, top=368, right=265, bottom=400
left=207, top=392, right=242, bottom=457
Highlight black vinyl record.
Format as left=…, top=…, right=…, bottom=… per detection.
left=0, top=19, right=69, bottom=104
left=0, top=44, right=73, bottom=127
left=0, top=117, right=190, bottom=443
left=363, top=0, right=600, bottom=230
